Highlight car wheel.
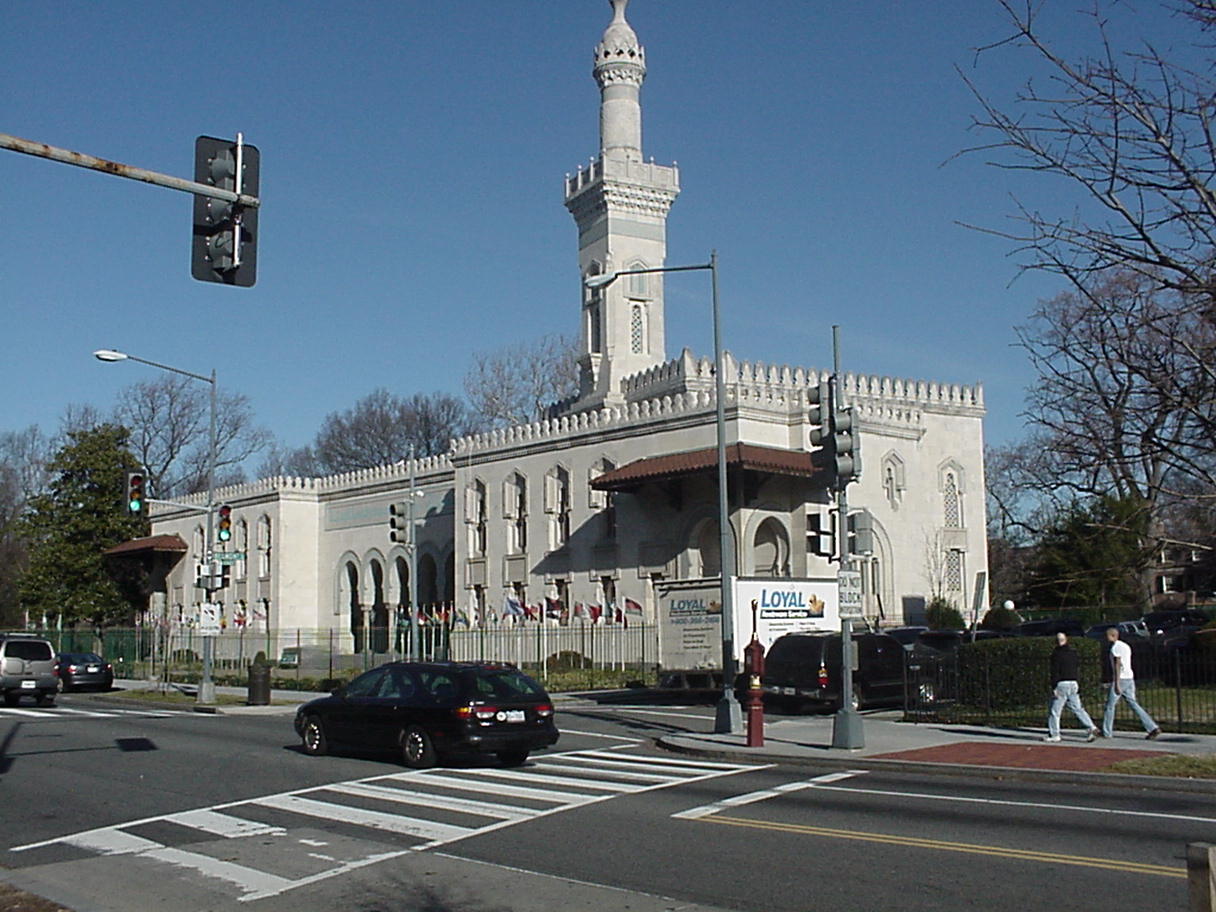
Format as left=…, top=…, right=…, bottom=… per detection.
left=498, top=749, right=529, bottom=767
left=401, top=725, right=437, bottom=769
left=3, top=692, right=18, bottom=707
left=36, top=692, right=54, bottom=707
left=300, top=715, right=328, bottom=756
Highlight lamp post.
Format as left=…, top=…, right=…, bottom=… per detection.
left=94, top=348, right=219, bottom=705
left=586, top=252, right=742, bottom=734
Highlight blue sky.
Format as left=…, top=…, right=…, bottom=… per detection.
left=1, top=1, right=1197, bottom=459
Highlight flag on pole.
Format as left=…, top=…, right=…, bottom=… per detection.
left=545, top=597, right=564, bottom=621
left=573, top=601, right=586, bottom=620
left=624, top=598, right=643, bottom=617
left=503, top=595, right=524, bottom=618
left=524, top=602, right=538, bottom=621
left=588, top=603, right=603, bottom=623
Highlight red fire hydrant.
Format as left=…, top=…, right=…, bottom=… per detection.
left=744, top=635, right=766, bottom=747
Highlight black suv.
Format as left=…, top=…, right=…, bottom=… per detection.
left=294, top=661, right=559, bottom=768
left=761, top=631, right=905, bottom=712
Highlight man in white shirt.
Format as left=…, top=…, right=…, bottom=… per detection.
left=1101, top=627, right=1160, bottom=740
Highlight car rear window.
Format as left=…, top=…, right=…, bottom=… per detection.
left=5, top=641, right=52, bottom=661
left=472, top=669, right=545, bottom=699
left=766, top=637, right=824, bottom=664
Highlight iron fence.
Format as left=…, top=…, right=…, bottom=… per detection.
left=9, top=621, right=660, bottom=690
left=904, top=637, right=1216, bottom=734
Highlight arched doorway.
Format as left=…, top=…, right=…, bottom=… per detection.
left=752, top=518, right=790, bottom=577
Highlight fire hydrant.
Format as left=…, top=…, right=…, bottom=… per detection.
left=744, top=635, right=766, bottom=747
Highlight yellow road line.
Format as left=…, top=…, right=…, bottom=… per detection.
left=702, top=816, right=1185, bottom=879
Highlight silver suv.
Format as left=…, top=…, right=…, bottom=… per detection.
left=0, top=635, right=58, bottom=706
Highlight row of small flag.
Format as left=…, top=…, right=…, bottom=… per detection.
left=496, top=596, right=644, bottom=625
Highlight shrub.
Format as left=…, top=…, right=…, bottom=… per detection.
left=979, top=605, right=1022, bottom=631
left=954, top=636, right=1103, bottom=712
left=926, top=597, right=965, bottom=630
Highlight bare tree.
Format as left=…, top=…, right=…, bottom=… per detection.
left=257, top=441, right=321, bottom=479
left=1016, top=272, right=1216, bottom=530
left=463, top=333, right=580, bottom=429
left=312, top=389, right=469, bottom=474
left=113, top=375, right=270, bottom=497
left=962, top=0, right=1216, bottom=301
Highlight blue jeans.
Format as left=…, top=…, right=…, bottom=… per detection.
left=1102, top=679, right=1158, bottom=737
left=1047, top=680, right=1095, bottom=738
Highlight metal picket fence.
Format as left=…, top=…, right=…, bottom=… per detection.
left=904, top=639, right=1216, bottom=734
left=14, top=620, right=660, bottom=690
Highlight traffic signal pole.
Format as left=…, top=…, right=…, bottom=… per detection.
left=0, top=133, right=260, bottom=210
left=830, top=325, right=864, bottom=750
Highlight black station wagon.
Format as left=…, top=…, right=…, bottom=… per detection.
left=294, top=661, right=559, bottom=768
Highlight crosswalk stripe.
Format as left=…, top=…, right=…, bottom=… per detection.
left=0, top=708, right=58, bottom=717
left=529, top=760, right=677, bottom=783
left=432, top=767, right=634, bottom=792
left=144, top=845, right=295, bottom=895
left=328, top=782, right=538, bottom=821
left=387, top=771, right=594, bottom=804
left=253, top=793, right=473, bottom=842
left=165, top=809, right=286, bottom=838
left=577, top=749, right=748, bottom=770
left=65, top=829, right=162, bottom=855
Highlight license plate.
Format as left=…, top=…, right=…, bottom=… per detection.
left=504, top=710, right=526, bottom=723
left=20, top=680, right=35, bottom=689
left=86, top=665, right=100, bottom=673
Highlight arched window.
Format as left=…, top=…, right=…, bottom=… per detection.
left=545, top=466, right=571, bottom=549
left=503, top=473, right=528, bottom=554
left=256, top=515, right=272, bottom=578
left=466, top=479, right=487, bottom=557
left=235, top=519, right=249, bottom=580
left=627, top=261, right=649, bottom=298
left=630, top=304, right=645, bottom=354
left=690, top=518, right=721, bottom=578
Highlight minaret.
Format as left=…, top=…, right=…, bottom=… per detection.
left=565, top=0, right=680, bottom=408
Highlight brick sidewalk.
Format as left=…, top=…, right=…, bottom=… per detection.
left=871, top=741, right=1168, bottom=772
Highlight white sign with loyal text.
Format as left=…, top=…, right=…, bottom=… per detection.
left=734, top=577, right=840, bottom=649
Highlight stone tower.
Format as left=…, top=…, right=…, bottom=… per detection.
left=565, top=0, right=680, bottom=408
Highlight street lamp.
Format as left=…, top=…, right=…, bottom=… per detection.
left=586, top=252, right=742, bottom=734
left=94, top=348, right=219, bottom=706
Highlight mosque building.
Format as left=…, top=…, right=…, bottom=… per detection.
left=147, top=0, right=988, bottom=659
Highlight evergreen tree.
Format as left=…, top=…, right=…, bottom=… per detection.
left=1027, top=495, right=1150, bottom=613
left=18, top=424, right=148, bottom=625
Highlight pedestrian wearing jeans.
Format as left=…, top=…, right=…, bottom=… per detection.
left=1102, top=627, right=1161, bottom=740
left=1044, top=632, right=1097, bottom=742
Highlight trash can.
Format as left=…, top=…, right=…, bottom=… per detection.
left=247, top=661, right=271, bottom=706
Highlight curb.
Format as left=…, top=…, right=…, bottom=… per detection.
left=655, top=735, right=1216, bottom=794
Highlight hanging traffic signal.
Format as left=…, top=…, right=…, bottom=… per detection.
left=217, top=504, right=233, bottom=543
left=833, top=403, right=861, bottom=485
left=389, top=502, right=409, bottom=544
left=126, top=471, right=147, bottom=514
left=808, top=377, right=835, bottom=478
left=192, top=135, right=259, bottom=287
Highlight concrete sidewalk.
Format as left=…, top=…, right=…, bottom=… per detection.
left=652, top=709, right=1216, bottom=788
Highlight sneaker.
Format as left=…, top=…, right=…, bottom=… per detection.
left=1086, top=729, right=1098, bottom=742
left=1042, top=734, right=1061, bottom=743
left=1146, top=728, right=1161, bottom=741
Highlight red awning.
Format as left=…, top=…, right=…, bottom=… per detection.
left=590, top=443, right=821, bottom=492
left=103, top=534, right=189, bottom=557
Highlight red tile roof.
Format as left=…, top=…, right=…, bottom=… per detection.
left=591, top=443, right=820, bottom=491
left=103, top=534, right=188, bottom=557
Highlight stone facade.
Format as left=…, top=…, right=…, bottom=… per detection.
left=149, top=0, right=988, bottom=650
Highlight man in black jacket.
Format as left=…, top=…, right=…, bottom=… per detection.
left=1044, top=632, right=1098, bottom=742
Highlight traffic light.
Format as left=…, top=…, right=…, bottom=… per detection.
left=389, top=502, right=409, bottom=544
left=217, top=504, right=233, bottom=543
left=126, top=471, right=147, bottom=514
left=192, top=135, right=259, bottom=287
left=808, top=510, right=835, bottom=558
left=808, top=378, right=834, bottom=477
left=848, top=509, right=875, bottom=556
left=833, top=402, right=861, bottom=485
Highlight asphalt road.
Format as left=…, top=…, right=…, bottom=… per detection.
left=1, top=694, right=1212, bottom=912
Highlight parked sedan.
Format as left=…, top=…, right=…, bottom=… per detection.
left=55, top=652, right=113, bottom=692
left=294, top=661, right=559, bottom=768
